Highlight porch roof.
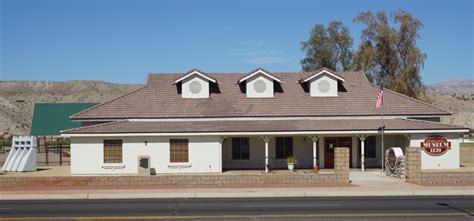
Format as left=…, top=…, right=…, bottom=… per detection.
left=62, top=119, right=468, bottom=135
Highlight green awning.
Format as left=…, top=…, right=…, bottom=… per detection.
left=31, top=103, right=97, bottom=136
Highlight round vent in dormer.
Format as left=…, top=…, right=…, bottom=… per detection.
left=318, top=80, right=330, bottom=93
left=189, top=81, right=202, bottom=94
left=253, top=80, right=267, bottom=93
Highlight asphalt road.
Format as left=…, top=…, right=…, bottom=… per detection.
left=0, top=196, right=472, bottom=220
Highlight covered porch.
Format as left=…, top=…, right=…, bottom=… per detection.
left=220, top=134, right=410, bottom=172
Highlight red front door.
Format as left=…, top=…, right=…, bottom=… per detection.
left=324, top=137, right=352, bottom=168
left=324, top=138, right=337, bottom=168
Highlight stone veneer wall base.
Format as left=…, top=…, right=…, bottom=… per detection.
left=405, top=148, right=473, bottom=185
left=0, top=148, right=351, bottom=190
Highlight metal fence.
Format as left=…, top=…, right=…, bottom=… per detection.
left=0, top=136, right=70, bottom=166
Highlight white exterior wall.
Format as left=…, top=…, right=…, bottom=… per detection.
left=246, top=75, right=274, bottom=98
left=70, top=136, right=220, bottom=176
left=309, top=74, right=338, bottom=97
left=69, top=132, right=461, bottom=174
left=182, top=76, right=209, bottom=98
left=409, top=133, right=460, bottom=169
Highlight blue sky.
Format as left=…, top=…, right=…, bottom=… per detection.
left=1, top=0, right=473, bottom=84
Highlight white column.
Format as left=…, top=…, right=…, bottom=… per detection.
left=218, top=136, right=226, bottom=173
left=308, top=135, right=319, bottom=169
left=358, top=135, right=367, bottom=172
left=261, top=136, right=272, bottom=173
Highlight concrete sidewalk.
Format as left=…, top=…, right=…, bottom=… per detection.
left=1, top=183, right=472, bottom=200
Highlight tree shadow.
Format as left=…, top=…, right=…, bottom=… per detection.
left=437, top=203, right=473, bottom=217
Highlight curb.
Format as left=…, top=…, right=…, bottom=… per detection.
left=1, top=189, right=473, bottom=200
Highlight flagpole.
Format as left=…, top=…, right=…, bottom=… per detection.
left=380, top=81, right=385, bottom=174
left=376, top=82, right=385, bottom=174
left=381, top=104, right=384, bottom=173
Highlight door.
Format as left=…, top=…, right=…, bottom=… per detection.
left=324, top=137, right=352, bottom=168
left=324, top=138, right=337, bottom=168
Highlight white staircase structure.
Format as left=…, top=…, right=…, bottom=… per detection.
left=2, top=136, right=37, bottom=172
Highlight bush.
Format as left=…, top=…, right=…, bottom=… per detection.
left=286, top=156, right=298, bottom=165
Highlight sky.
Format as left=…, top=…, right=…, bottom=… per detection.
left=0, top=0, right=473, bottom=84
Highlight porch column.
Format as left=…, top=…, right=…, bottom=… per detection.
left=308, top=135, right=319, bottom=169
left=261, top=136, right=272, bottom=173
left=218, top=136, right=226, bottom=173
left=358, top=135, right=368, bottom=171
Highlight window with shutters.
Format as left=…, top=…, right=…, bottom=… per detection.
left=276, top=137, right=293, bottom=159
left=170, top=139, right=189, bottom=163
left=103, top=140, right=123, bottom=163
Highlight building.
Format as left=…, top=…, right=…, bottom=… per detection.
left=61, top=68, right=468, bottom=176
left=31, top=103, right=98, bottom=137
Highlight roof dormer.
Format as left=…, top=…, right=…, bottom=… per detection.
left=300, top=68, right=344, bottom=97
left=238, top=68, right=282, bottom=98
left=174, top=69, right=217, bottom=99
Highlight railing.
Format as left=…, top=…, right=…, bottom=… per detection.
left=0, top=136, right=70, bottom=166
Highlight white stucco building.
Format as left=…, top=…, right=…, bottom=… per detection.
left=62, top=68, right=468, bottom=176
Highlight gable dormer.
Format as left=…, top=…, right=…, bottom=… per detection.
left=238, top=68, right=282, bottom=98
left=174, top=69, right=216, bottom=99
left=300, top=68, right=344, bottom=97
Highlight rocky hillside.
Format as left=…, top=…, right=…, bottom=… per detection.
left=425, top=78, right=474, bottom=130
left=428, top=94, right=474, bottom=129
left=0, top=81, right=142, bottom=135
left=0, top=80, right=472, bottom=135
left=427, top=78, right=474, bottom=97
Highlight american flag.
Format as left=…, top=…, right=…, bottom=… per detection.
left=376, top=84, right=383, bottom=109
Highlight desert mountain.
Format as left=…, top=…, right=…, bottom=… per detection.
left=427, top=78, right=474, bottom=97
left=0, top=81, right=142, bottom=134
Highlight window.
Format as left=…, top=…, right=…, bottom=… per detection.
left=253, top=80, right=267, bottom=93
left=103, top=140, right=122, bottom=163
left=170, top=139, right=189, bottom=163
left=189, top=80, right=202, bottom=94
left=276, top=137, right=293, bottom=159
left=364, top=136, right=376, bottom=158
left=232, top=137, right=250, bottom=160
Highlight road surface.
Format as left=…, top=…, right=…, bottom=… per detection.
left=0, top=196, right=472, bottom=220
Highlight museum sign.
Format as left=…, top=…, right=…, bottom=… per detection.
left=421, top=135, right=451, bottom=156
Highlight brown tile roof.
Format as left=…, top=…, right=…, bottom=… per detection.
left=71, top=71, right=450, bottom=120
left=62, top=119, right=466, bottom=134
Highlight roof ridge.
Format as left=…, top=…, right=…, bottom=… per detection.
left=61, top=120, right=126, bottom=133
left=371, top=85, right=451, bottom=115
left=400, top=118, right=468, bottom=129
left=70, top=86, right=148, bottom=120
